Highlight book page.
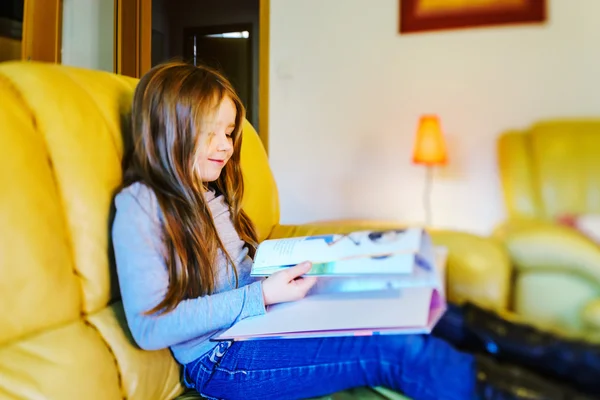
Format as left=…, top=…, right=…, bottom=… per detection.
left=253, top=228, right=423, bottom=270
left=251, top=253, right=419, bottom=276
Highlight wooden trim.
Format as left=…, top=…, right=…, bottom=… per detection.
left=115, top=0, right=135, bottom=76
left=114, top=0, right=151, bottom=78
left=21, top=0, right=63, bottom=62
left=399, top=0, right=546, bottom=34
left=113, top=0, right=118, bottom=73
left=139, top=0, right=152, bottom=76
left=259, top=0, right=270, bottom=154
left=55, top=0, right=62, bottom=62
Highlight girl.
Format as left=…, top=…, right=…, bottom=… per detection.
left=111, top=62, right=568, bottom=400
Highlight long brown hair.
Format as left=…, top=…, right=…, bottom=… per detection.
left=123, top=61, right=258, bottom=315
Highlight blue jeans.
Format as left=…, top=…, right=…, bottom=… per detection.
left=183, top=334, right=476, bottom=400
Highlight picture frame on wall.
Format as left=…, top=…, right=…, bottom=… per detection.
left=399, top=0, right=546, bottom=34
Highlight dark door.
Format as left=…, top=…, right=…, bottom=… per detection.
left=183, top=24, right=254, bottom=126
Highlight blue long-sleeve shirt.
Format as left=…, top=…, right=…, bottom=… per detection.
left=111, top=182, right=266, bottom=364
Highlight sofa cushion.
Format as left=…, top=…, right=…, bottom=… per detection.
left=0, top=65, right=82, bottom=345
left=87, top=302, right=184, bottom=400
left=238, top=120, right=280, bottom=241
left=174, top=386, right=406, bottom=399
left=0, top=62, right=139, bottom=316
left=557, top=213, right=600, bottom=245
left=0, top=318, right=122, bottom=399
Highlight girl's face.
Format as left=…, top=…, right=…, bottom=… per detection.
left=194, top=96, right=236, bottom=182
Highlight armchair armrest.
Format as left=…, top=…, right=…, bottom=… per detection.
left=581, top=298, right=600, bottom=331
left=493, top=218, right=600, bottom=285
left=270, top=220, right=512, bottom=313
left=432, top=231, right=511, bottom=313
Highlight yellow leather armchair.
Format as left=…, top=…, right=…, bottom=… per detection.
left=494, top=120, right=600, bottom=335
left=0, top=61, right=510, bottom=399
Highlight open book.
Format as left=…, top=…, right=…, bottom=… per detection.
left=251, top=227, right=434, bottom=277
left=212, top=228, right=447, bottom=342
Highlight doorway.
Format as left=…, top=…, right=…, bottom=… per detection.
left=182, top=24, right=255, bottom=127
left=149, top=0, right=266, bottom=147
left=0, top=0, right=23, bottom=62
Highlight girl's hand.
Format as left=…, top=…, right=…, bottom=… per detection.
left=262, top=261, right=317, bottom=306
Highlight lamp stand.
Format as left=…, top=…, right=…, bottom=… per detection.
left=422, top=165, right=434, bottom=227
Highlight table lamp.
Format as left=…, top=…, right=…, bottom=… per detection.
left=412, top=115, right=448, bottom=226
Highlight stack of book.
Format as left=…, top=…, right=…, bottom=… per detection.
left=213, top=227, right=447, bottom=342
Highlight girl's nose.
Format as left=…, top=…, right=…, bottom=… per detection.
left=216, top=134, right=232, bottom=151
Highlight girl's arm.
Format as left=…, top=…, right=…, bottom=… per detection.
left=111, top=187, right=265, bottom=351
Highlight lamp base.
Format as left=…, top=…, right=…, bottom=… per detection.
left=423, top=165, right=434, bottom=227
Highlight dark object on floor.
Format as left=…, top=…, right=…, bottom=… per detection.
left=433, top=302, right=600, bottom=397
left=474, top=353, right=595, bottom=400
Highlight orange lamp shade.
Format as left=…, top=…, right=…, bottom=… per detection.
left=412, top=115, right=448, bottom=165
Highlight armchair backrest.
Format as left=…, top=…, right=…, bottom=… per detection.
left=498, top=119, right=600, bottom=221
left=0, top=61, right=279, bottom=398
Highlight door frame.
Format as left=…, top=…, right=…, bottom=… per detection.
left=114, top=0, right=151, bottom=78
left=21, top=0, right=63, bottom=62
left=258, top=0, right=269, bottom=153
left=113, top=0, right=269, bottom=153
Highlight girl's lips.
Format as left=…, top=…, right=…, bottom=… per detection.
left=209, top=159, right=225, bottom=164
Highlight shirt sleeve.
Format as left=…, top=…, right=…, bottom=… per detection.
left=111, top=187, right=266, bottom=351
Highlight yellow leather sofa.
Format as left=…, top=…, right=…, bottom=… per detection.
left=494, top=119, right=600, bottom=337
left=0, top=61, right=510, bottom=399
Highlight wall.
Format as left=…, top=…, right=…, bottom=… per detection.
left=61, top=0, right=113, bottom=72
left=268, top=0, right=600, bottom=235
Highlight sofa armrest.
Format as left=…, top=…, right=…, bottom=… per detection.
left=268, top=219, right=406, bottom=239
left=270, top=220, right=512, bottom=313
left=493, top=218, right=600, bottom=285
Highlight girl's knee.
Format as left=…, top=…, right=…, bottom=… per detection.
left=370, top=334, right=427, bottom=362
